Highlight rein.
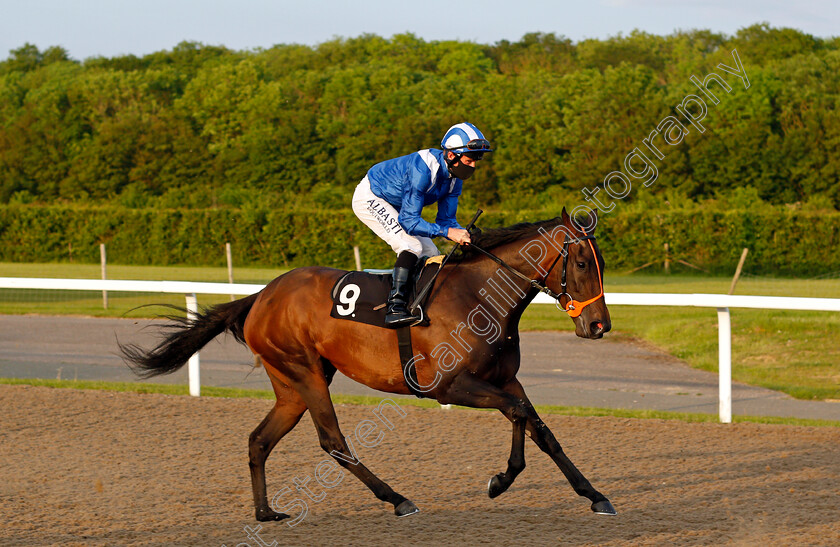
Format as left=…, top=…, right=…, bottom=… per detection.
left=467, top=232, right=604, bottom=318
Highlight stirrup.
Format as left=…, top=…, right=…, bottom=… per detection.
left=385, top=309, right=417, bottom=329
left=385, top=311, right=416, bottom=328
left=386, top=304, right=423, bottom=328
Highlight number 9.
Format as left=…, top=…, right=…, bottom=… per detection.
left=336, top=284, right=361, bottom=316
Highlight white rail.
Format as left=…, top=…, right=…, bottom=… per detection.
left=2, top=277, right=839, bottom=422
left=0, top=277, right=266, bottom=295
left=0, top=277, right=264, bottom=397
left=537, top=292, right=840, bottom=422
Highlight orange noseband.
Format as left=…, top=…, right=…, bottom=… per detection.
left=557, top=232, right=605, bottom=318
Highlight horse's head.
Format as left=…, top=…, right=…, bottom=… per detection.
left=550, top=208, right=611, bottom=339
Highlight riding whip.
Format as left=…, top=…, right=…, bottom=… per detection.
left=409, top=208, right=482, bottom=314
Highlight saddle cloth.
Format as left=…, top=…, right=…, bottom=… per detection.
left=329, top=256, right=443, bottom=328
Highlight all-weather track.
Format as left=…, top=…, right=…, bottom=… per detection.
left=1, top=384, right=838, bottom=545
left=0, top=314, right=837, bottom=420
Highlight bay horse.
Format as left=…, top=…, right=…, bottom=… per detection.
left=120, top=207, right=616, bottom=521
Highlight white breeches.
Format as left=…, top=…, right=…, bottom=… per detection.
left=352, top=177, right=440, bottom=257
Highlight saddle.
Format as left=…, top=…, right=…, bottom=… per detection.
left=329, top=256, right=444, bottom=328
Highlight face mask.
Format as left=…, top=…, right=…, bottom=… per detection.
left=449, top=162, right=475, bottom=180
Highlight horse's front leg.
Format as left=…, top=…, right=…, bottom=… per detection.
left=502, top=378, right=616, bottom=515
left=438, top=373, right=528, bottom=498
left=488, top=409, right=526, bottom=498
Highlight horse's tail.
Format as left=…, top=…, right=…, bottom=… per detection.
left=119, top=292, right=260, bottom=379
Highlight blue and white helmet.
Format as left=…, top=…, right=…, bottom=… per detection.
left=440, top=122, right=493, bottom=155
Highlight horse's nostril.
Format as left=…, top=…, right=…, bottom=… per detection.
left=590, top=321, right=604, bottom=336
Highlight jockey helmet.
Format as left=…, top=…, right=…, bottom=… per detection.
left=441, top=122, right=493, bottom=158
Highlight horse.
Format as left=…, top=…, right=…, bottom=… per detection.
left=119, top=207, right=616, bottom=522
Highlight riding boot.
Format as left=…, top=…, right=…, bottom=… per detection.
left=385, top=266, right=416, bottom=328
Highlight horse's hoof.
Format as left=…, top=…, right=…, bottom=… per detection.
left=591, top=499, right=617, bottom=515
left=255, top=509, right=290, bottom=522
left=395, top=500, right=420, bottom=517
left=487, top=474, right=506, bottom=498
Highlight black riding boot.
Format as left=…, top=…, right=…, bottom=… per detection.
left=385, top=266, right=416, bottom=328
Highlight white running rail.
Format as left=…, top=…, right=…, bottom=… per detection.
left=2, top=277, right=839, bottom=422
left=0, top=277, right=264, bottom=398
left=537, top=291, right=840, bottom=422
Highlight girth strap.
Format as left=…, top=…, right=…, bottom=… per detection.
left=396, top=326, right=425, bottom=398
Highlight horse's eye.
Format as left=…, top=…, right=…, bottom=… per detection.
left=576, top=261, right=586, bottom=270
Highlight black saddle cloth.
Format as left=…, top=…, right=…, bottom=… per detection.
left=329, top=257, right=443, bottom=328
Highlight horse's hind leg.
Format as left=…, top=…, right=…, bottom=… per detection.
left=249, top=376, right=308, bottom=522
left=290, top=367, right=418, bottom=517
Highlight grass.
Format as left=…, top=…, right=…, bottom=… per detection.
left=0, top=262, right=288, bottom=283
left=0, top=262, right=288, bottom=318
left=520, top=273, right=840, bottom=401
left=2, top=262, right=839, bottom=401
left=3, top=377, right=837, bottom=427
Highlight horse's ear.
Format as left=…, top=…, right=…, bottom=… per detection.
left=588, top=208, right=598, bottom=233
left=560, top=207, right=570, bottom=223
left=569, top=207, right=599, bottom=233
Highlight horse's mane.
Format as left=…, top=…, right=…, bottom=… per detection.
left=451, top=216, right=567, bottom=263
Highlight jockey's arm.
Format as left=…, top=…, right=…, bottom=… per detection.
left=436, top=181, right=470, bottom=244
left=398, top=196, right=469, bottom=244
left=435, top=179, right=463, bottom=225
left=397, top=186, right=449, bottom=239
left=396, top=160, right=453, bottom=238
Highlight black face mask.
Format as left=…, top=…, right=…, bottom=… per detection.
left=449, top=161, right=475, bottom=180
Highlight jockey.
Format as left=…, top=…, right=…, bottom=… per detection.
left=352, top=122, right=493, bottom=328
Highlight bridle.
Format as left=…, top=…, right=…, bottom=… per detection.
left=467, top=231, right=605, bottom=318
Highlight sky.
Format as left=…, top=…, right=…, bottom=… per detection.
left=1, top=0, right=837, bottom=61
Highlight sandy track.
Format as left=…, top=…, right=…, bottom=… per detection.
left=1, top=384, right=838, bottom=546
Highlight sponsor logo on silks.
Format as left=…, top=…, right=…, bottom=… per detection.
left=366, top=199, right=403, bottom=235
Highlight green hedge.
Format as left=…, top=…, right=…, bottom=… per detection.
left=596, top=209, right=840, bottom=275
left=1, top=205, right=838, bottom=276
